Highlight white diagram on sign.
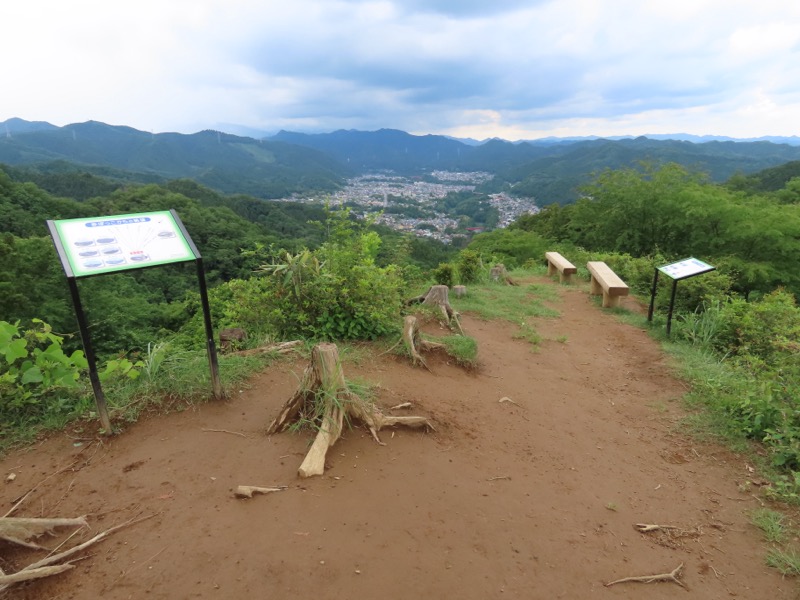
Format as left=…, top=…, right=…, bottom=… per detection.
left=58, top=212, right=194, bottom=274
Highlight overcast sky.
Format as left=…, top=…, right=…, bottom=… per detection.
left=4, top=0, right=800, bottom=140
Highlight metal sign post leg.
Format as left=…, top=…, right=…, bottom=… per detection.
left=67, top=278, right=113, bottom=434
left=666, top=280, right=679, bottom=336
left=196, top=258, right=223, bottom=399
left=647, top=268, right=660, bottom=322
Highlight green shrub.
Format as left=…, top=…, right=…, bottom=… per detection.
left=0, top=319, right=89, bottom=426
left=456, top=249, right=483, bottom=284
left=433, top=262, right=457, bottom=287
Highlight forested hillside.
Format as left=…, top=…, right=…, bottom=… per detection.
left=0, top=166, right=455, bottom=356
left=0, top=120, right=349, bottom=199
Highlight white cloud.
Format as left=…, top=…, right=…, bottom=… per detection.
left=2, top=0, right=800, bottom=138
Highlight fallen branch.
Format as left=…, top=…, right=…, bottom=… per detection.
left=5, top=461, right=80, bottom=517
left=605, top=563, right=686, bottom=589
left=487, top=476, right=511, bottom=481
left=0, top=564, right=75, bottom=586
left=0, top=513, right=156, bottom=593
left=390, top=402, right=412, bottom=410
left=0, top=516, right=88, bottom=549
left=230, top=340, right=303, bottom=357
left=201, top=428, right=250, bottom=439
left=235, top=485, right=288, bottom=499
left=635, top=523, right=680, bottom=533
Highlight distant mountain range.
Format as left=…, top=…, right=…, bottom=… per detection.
left=0, top=119, right=348, bottom=199
left=3, top=118, right=800, bottom=204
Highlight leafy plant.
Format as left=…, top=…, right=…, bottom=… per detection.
left=246, top=207, right=407, bottom=341
left=0, top=320, right=88, bottom=413
left=456, top=249, right=483, bottom=284
left=432, top=262, right=457, bottom=287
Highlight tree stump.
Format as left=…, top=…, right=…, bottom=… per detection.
left=490, top=264, right=518, bottom=286
left=407, top=285, right=464, bottom=333
left=219, top=327, right=247, bottom=353
left=267, top=343, right=433, bottom=478
left=401, top=315, right=445, bottom=370
left=453, top=285, right=467, bottom=298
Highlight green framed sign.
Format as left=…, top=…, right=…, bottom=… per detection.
left=648, top=257, right=716, bottom=335
left=657, top=257, right=715, bottom=280
left=51, top=211, right=196, bottom=278
left=47, top=210, right=221, bottom=434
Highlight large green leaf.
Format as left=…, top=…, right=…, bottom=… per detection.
left=1, top=338, right=28, bottom=363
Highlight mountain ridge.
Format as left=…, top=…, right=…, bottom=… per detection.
left=3, top=118, right=800, bottom=204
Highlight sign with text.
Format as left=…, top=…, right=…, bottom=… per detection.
left=52, top=211, right=196, bottom=277
left=657, top=257, right=715, bottom=280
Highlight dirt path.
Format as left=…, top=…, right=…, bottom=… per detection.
left=0, top=277, right=794, bottom=599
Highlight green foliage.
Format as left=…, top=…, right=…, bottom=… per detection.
left=441, top=335, right=478, bottom=368
left=765, top=547, right=800, bottom=577
left=467, top=229, right=550, bottom=269
left=456, top=249, right=483, bottom=284
left=671, top=289, right=800, bottom=484
left=432, top=262, right=457, bottom=287
left=516, top=163, right=800, bottom=298
left=451, top=273, right=559, bottom=349
left=241, top=208, right=407, bottom=341
left=98, top=357, right=143, bottom=385
left=0, top=319, right=88, bottom=427
left=750, top=508, right=788, bottom=544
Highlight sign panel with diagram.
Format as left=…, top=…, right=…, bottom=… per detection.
left=657, top=257, right=715, bottom=280
left=51, top=211, right=196, bottom=277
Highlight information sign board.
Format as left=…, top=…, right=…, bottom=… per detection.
left=658, top=257, right=715, bottom=280
left=47, top=210, right=221, bottom=433
left=52, top=211, right=196, bottom=277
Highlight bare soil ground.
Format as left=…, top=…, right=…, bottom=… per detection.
left=1, top=276, right=796, bottom=599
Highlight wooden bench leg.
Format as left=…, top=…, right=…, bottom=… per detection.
left=547, top=262, right=556, bottom=277
left=602, top=292, right=621, bottom=308
left=590, top=275, right=602, bottom=295
left=560, top=272, right=572, bottom=284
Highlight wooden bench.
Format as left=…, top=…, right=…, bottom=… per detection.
left=545, top=251, right=577, bottom=283
left=587, top=261, right=629, bottom=308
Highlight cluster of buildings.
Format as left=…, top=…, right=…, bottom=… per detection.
left=278, top=171, right=538, bottom=243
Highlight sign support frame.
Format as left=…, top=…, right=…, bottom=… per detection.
left=47, top=209, right=222, bottom=434
left=647, top=257, right=716, bottom=335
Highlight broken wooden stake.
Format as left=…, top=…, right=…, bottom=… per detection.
left=235, top=485, right=288, bottom=499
